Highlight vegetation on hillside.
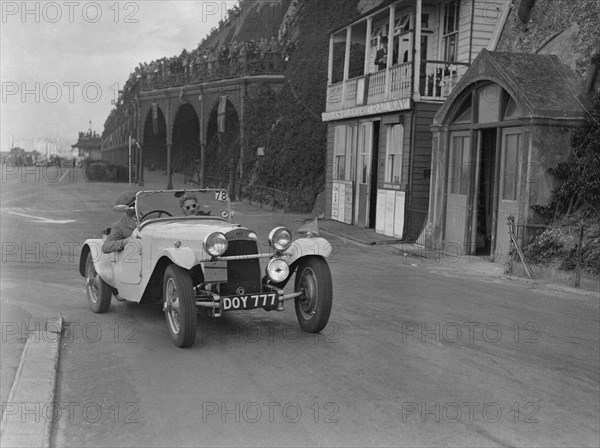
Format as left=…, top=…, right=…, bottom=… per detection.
left=241, top=0, right=361, bottom=211
left=524, top=89, right=600, bottom=275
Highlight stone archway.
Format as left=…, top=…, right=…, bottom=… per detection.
left=172, top=103, right=200, bottom=178
left=205, top=98, right=241, bottom=186
left=142, top=106, right=167, bottom=171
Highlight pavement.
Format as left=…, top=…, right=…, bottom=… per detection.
left=1, top=167, right=598, bottom=447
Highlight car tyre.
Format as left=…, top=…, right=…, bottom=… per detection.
left=85, top=252, right=112, bottom=313
left=294, top=256, right=332, bottom=333
left=163, top=265, right=197, bottom=348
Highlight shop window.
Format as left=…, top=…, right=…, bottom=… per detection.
left=442, top=1, right=460, bottom=62
left=333, top=126, right=347, bottom=180
left=385, top=124, right=404, bottom=184
left=502, top=133, right=521, bottom=201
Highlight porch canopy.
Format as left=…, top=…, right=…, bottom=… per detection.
left=425, top=49, right=587, bottom=255
left=433, top=49, right=587, bottom=125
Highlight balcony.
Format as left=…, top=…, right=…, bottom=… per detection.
left=325, top=60, right=469, bottom=113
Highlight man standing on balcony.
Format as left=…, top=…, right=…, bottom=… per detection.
left=375, top=36, right=388, bottom=71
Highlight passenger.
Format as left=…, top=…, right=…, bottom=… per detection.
left=102, top=191, right=138, bottom=254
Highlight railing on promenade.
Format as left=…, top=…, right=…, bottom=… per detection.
left=183, top=174, right=291, bottom=213
left=140, top=52, right=285, bottom=91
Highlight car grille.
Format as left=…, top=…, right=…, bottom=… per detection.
left=220, top=239, right=261, bottom=296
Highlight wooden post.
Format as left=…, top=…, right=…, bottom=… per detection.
left=364, top=17, right=372, bottom=75
left=327, top=35, right=334, bottom=85
left=508, top=216, right=533, bottom=279
left=413, top=0, right=422, bottom=100
left=575, top=224, right=584, bottom=287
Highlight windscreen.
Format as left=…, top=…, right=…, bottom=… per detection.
left=135, top=189, right=232, bottom=223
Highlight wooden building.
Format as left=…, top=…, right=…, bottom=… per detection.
left=322, top=0, right=510, bottom=240
left=424, top=50, right=587, bottom=260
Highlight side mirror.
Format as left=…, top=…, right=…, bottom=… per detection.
left=113, top=205, right=133, bottom=213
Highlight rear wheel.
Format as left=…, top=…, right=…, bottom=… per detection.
left=85, top=252, right=112, bottom=313
left=163, top=265, right=197, bottom=348
left=294, top=257, right=333, bottom=333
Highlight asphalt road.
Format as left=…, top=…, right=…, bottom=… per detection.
left=1, top=165, right=598, bottom=447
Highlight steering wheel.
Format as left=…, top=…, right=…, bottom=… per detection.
left=140, top=210, right=173, bottom=220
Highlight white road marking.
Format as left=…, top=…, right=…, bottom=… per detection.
left=7, top=211, right=76, bottom=224
left=59, top=168, right=71, bottom=183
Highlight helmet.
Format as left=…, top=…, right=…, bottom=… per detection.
left=115, top=191, right=137, bottom=207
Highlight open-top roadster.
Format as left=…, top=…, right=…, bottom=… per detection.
left=79, top=189, right=333, bottom=348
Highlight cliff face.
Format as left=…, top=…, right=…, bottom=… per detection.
left=496, top=0, right=600, bottom=79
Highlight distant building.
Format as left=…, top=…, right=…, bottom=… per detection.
left=72, top=130, right=101, bottom=159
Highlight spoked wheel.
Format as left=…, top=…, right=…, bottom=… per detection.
left=85, top=252, right=112, bottom=313
left=294, top=256, right=333, bottom=333
left=163, top=265, right=197, bottom=348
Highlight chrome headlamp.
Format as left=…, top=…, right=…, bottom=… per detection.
left=203, top=232, right=228, bottom=257
left=266, top=258, right=290, bottom=283
left=268, top=227, right=292, bottom=252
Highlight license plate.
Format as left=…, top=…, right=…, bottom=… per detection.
left=221, top=293, right=277, bottom=311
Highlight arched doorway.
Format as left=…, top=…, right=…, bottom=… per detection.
left=205, top=98, right=241, bottom=187
left=172, top=103, right=200, bottom=179
left=142, top=106, right=167, bottom=171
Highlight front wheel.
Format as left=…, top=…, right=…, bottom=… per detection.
left=85, top=252, right=112, bottom=313
left=163, top=265, right=197, bottom=348
left=294, top=257, right=333, bottom=333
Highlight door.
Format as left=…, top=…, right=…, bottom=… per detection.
left=495, top=128, right=522, bottom=262
left=355, top=122, right=373, bottom=227
left=444, top=132, right=471, bottom=254
left=474, top=129, right=497, bottom=255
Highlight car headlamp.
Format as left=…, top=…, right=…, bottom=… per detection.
left=268, top=227, right=292, bottom=251
left=266, top=258, right=289, bottom=283
left=204, top=232, right=228, bottom=257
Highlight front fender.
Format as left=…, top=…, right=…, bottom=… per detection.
left=79, top=239, right=115, bottom=286
left=282, top=237, right=333, bottom=266
left=158, top=247, right=198, bottom=270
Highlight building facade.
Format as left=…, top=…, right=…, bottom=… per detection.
left=322, top=0, right=510, bottom=240
left=72, top=130, right=102, bottom=160
left=424, top=0, right=599, bottom=261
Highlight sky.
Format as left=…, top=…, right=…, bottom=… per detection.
left=1, top=0, right=238, bottom=151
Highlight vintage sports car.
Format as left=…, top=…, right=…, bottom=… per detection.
left=79, top=189, right=333, bottom=348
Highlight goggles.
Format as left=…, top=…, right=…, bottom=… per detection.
left=184, top=202, right=198, bottom=211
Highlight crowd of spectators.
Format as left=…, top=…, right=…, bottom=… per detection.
left=123, top=36, right=296, bottom=93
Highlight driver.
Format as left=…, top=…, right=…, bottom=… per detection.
left=179, top=193, right=211, bottom=216
left=102, top=191, right=137, bottom=254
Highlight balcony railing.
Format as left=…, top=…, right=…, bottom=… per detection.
left=325, top=60, right=469, bottom=112
left=419, top=60, right=469, bottom=101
